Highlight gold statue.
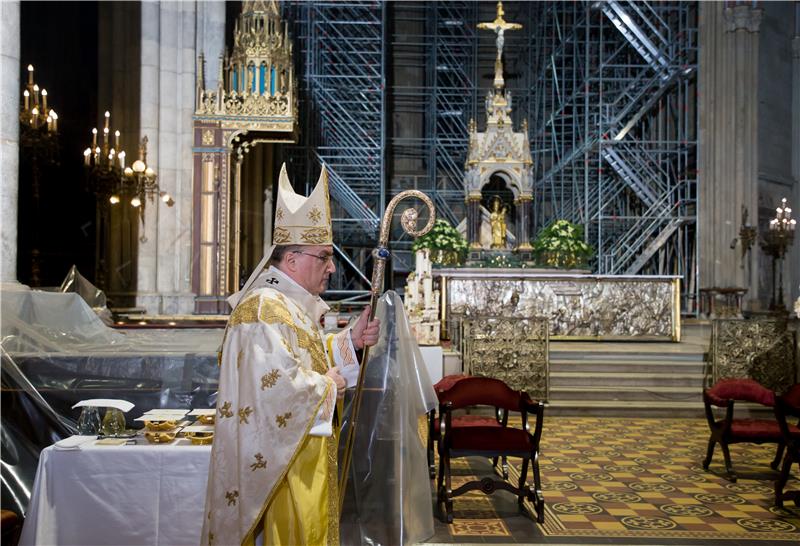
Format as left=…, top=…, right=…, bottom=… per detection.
left=490, top=197, right=508, bottom=249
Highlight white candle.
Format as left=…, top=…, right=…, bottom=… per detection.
left=33, top=85, right=39, bottom=106
left=114, top=130, right=120, bottom=151
left=104, top=111, right=110, bottom=131
left=41, top=89, right=47, bottom=113
left=407, top=276, right=417, bottom=308
left=119, top=151, right=126, bottom=170
left=92, top=128, right=97, bottom=148
left=27, top=64, right=34, bottom=85
left=23, top=90, right=29, bottom=110
left=423, top=276, right=433, bottom=308
left=84, top=148, right=91, bottom=166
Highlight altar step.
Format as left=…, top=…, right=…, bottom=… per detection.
left=546, top=340, right=715, bottom=417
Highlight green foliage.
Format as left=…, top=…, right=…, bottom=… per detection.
left=532, top=219, right=594, bottom=268
left=412, top=219, right=468, bottom=256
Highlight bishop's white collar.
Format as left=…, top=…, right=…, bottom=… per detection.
left=262, top=266, right=331, bottom=322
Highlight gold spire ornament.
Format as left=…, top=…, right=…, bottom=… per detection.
left=194, top=0, right=297, bottom=135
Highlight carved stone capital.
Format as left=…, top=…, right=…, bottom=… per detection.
left=723, top=6, right=762, bottom=33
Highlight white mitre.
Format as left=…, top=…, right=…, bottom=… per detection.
left=227, top=163, right=333, bottom=308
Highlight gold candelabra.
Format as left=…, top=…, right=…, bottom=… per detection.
left=21, top=64, right=58, bottom=132
left=761, top=198, right=796, bottom=311
left=19, top=64, right=59, bottom=286
left=83, top=110, right=127, bottom=200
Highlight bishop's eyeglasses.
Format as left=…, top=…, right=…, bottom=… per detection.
left=293, top=251, right=335, bottom=264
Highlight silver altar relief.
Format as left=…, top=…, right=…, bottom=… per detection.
left=441, top=271, right=679, bottom=340
left=463, top=317, right=549, bottom=401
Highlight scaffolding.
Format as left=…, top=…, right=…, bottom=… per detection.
left=527, top=0, right=698, bottom=296
left=286, top=1, right=698, bottom=310
left=286, top=1, right=385, bottom=296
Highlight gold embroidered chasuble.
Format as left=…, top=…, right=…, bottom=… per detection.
left=202, top=267, right=358, bottom=546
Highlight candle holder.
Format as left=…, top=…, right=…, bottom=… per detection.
left=83, top=110, right=127, bottom=201
left=19, top=64, right=59, bottom=286
left=118, top=136, right=173, bottom=243
left=760, top=198, right=796, bottom=312
left=83, top=110, right=131, bottom=288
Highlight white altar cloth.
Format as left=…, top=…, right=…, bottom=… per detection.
left=19, top=438, right=211, bottom=546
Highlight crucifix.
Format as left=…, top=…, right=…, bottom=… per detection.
left=477, top=1, right=522, bottom=89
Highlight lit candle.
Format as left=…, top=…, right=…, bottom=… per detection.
left=33, top=84, right=39, bottom=106
left=27, top=64, right=34, bottom=85
left=23, top=90, right=29, bottom=110
left=115, top=130, right=120, bottom=151
left=41, top=89, right=47, bottom=113
left=103, top=127, right=109, bottom=148
left=94, top=146, right=100, bottom=162
left=83, top=148, right=91, bottom=166
left=50, top=110, right=57, bottom=132
left=119, top=151, right=126, bottom=170
left=104, top=111, right=110, bottom=131
left=92, top=128, right=97, bottom=148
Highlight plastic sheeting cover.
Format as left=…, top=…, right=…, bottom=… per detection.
left=1, top=289, right=223, bottom=515
left=339, top=291, right=438, bottom=546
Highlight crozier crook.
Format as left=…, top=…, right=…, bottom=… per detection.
left=338, top=190, right=436, bottom=511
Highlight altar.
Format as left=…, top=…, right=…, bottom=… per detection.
left=434, top=268, right=681, bottom=341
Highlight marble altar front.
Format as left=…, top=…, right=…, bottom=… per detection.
left=434, top=268, right=681, bottom=341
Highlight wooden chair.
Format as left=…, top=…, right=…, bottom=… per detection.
left=436, top=376, right=545, bottom=524
left=1, top=510, right=21, bottom=546
left=773, top=384, right=800, bottom=507
left=426, top=374, right=509, bottom=480
left=702, top=378, right=785, bottom=481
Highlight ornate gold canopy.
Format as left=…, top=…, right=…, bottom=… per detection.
left=194, top=0, right=297, bottom=136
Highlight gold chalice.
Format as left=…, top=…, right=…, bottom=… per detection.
left=197, top=415, right=215, bottom=425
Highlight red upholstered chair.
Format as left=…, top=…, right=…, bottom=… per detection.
left=773, top=384, right=800, bottom=507
left=436, top=376, right=545, bottom=524
left=427, top=374, right=509, bottom=479
left=702, top=378, right=786, bottom=481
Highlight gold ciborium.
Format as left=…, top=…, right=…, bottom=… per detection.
left=144, top=420, right=178, bottom=431
left=144, top=431, right=177, bottom=444
left=184, top=432, right=214, bottom=445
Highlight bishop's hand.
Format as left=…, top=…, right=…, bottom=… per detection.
left=351, top=305, right=380, bottom=349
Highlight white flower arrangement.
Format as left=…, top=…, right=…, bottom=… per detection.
left=533, top=219, right=593, bottom=268
left=412, top=219, right=468, bottom=254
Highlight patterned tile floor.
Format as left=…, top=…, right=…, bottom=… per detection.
left=424, top=417, right=800, bottom=545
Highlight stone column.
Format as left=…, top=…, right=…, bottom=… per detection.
left=791, top=31, right=800, bottom=308
left=1, top=2, right=20, bottom=286
left=466, top=195, right=481, bottom=250
left=698, top=3, right=762, bottom=308
left=136, top=1, right=224, bottom=315
left=515, top=195, right=533, bottom=251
